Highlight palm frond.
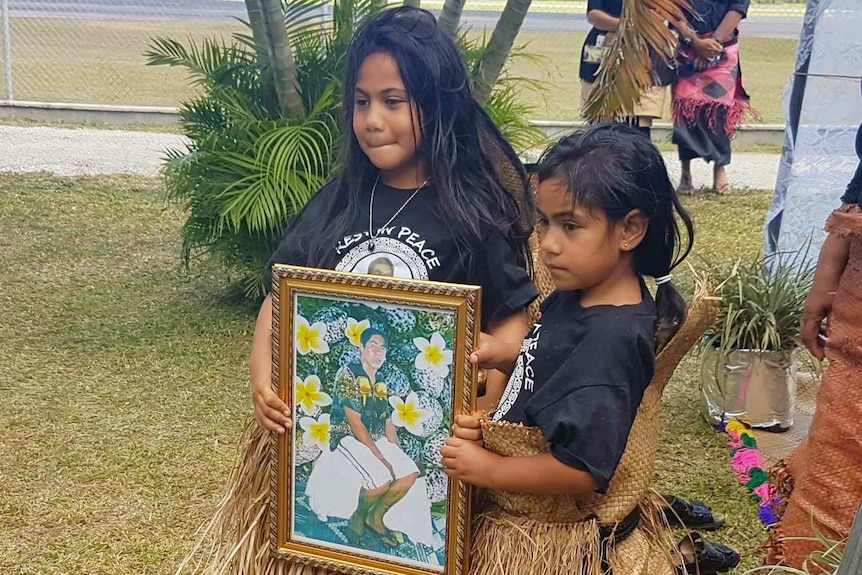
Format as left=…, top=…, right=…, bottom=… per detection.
left=583, top=0, right=689, bottom=122
left=145, top=37, right=256, bottom=87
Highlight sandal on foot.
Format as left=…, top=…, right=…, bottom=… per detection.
left=675, top=532, right=740, bottom=574
left=714, top=183, right=733, bottom=195
left=659, top=495, right=726, bottom=531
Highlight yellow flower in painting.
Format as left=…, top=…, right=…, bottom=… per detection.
left=345, top=317, right=371, bottom=347
left=294, top=375, right=332, bottom=416
left=295, top=315, right=329, bottom=355
left=413, top=332, right=453, bottom=378
left=299, top=414, right=331, bottom=451
left=389, top=392, right=430, bottom=436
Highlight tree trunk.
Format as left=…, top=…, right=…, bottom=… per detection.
left=243, top=0, right=270, bottom=67
left=258, top=0, right=305, bottom=119
left=472, top=0, right=532, bottom=104
left=437, top=0, right=464, bottom=37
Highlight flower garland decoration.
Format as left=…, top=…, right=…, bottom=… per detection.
left=717, top=419, right=780, bottom=527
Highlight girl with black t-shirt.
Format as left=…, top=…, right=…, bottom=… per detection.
left=251, top=7, right=538, bottom=435
left=442, top=125, right=695, bottom=575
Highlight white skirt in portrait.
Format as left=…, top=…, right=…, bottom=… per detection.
left=305, top=436, right=435, bottom=546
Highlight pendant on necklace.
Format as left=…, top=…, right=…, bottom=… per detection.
left=368, top=240, right=375, bottom=252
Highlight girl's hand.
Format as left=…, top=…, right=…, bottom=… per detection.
left=693, top=37, right=723, bottom=60
left=470, top=332, right=521, bottom=373
left=253, top=379, right=292, bottom=433
left=801, top=289, right=833, bottom=361
left=452, top=414, right=484, bottom=446
left=441, top=437, right=499, bottom=488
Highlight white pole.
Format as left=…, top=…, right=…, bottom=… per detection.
left=1, top=0, right=11, bottom=100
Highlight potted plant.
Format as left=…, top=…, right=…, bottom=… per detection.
left=700, top=248, right=815, bottom=432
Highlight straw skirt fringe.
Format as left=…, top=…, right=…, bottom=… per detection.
left=470, top=418, right=680, bottom=575
left=469, top=503, right=676, bottom=575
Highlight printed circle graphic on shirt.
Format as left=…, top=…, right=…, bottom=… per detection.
left=335, top=237, right=429, bottom=280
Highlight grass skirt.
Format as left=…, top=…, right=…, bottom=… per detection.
left=469, top=419, right=679, bottom=575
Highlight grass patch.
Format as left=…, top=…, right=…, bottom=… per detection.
left=0, top=173, right=773, bottom=573
left=2, top=18, right=794, bottom=123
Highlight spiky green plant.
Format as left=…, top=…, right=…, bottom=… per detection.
left=705, top=246, right=815, bottom=357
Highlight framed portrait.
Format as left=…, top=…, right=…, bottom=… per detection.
left=270, top=265, right=481, bottom=575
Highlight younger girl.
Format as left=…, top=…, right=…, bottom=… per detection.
left=251, top=6, right=538, bottom=434
left=442, top=124, right=694, bottom=575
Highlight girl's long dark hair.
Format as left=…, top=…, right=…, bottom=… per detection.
left=536, top=124, right=695, bottom=349
left=289, top=6, right=533, bottom=270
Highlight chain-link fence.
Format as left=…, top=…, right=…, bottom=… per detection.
left=0, top=0, right=805, bottom=122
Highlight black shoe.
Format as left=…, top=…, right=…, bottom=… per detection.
left=659, top=494, right=726, bottom=531
left=675, top=532, right=741, bottom=574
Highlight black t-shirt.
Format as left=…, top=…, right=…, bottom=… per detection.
left=685, top=0, right=749, bottom=35
left=266, top=181, right=538, bottom=323
left=492, top=283, right=656, bottom=493
left=579, top=0, right=623, bottom=82
left=840, top=122, right=862, bottom=206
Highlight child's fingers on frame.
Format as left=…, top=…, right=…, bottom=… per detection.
left=453, top=426, right=482, bottom=442
left=453, top=423, right=481, bottom=435
left=259, top=404, right=292, bottom=429
left=455, top=414, right=482, bottom=428
left=255, top=413, right=286, bottom=434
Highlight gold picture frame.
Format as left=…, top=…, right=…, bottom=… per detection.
left=270, top=265, right=480, bottom=575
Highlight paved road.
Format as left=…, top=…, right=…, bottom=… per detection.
left=0, top=125, right=781, bottom=190
left=8, top=0, right=803, bottom=38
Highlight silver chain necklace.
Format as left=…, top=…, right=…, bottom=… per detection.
left=367, top=175, right=428, bottom=252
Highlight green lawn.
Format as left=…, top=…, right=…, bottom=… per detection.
left=0, top=172, right=773, bottom=574
left=2, top=18, right=794, bottom=123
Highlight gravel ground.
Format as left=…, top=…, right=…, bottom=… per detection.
left=0, top=125, right=781, bottom=190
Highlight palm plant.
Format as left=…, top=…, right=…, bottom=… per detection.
left=146, top=0, right=547, bottom=299
left=145, top=0, right=373, bottom=298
